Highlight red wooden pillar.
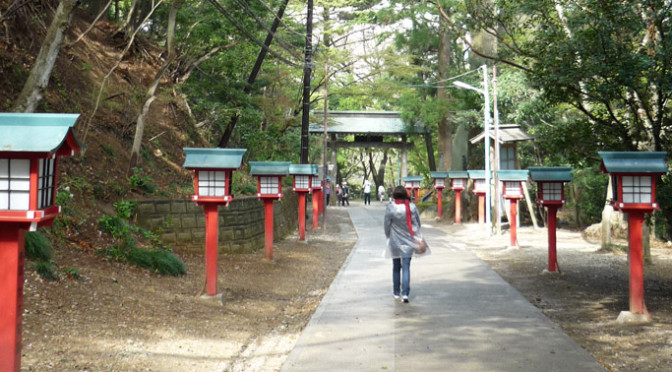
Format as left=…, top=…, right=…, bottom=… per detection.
left=0, top=226, right=26, bottom=372
left=312, top=192, right=319, bottom=229
left=628, top=211, right=647, bottom=315
left=510, top=199, right=518, bottom=247
left=547, top=205, right=558, bottom=272
left=478, top=194, right=485, bottom=227
left=455, top=190, right=462, bottom=224
left=437, top=189, right=443, bottom=219
left=298, top=193, right=307, bottom=240
left=414, top=189, right=419, bottom=202
left=264, top=199, right=274, bottom=260
left=317, top=190, right=324, bottom=215
left=203, top=203, right=219, bottom=296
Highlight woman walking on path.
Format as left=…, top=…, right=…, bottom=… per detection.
left=383, top=186, right=429, bottom=303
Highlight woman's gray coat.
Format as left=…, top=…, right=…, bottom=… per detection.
left=383, top=202, right=426, bottom=258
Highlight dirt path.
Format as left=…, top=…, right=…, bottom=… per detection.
left=21, top=207, right=357, bottom=371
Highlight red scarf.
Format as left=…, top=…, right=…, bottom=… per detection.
left=394, top=199, right=415, bottom=237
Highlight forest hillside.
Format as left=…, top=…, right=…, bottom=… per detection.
left=1, top=3, right=206, bottom=258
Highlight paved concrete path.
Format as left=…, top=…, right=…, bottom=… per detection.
left=281, top=204, right=606, bottom=372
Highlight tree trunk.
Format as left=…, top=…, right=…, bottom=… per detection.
left=116, top=0, right=139, bottom=35
left=299, top=0, right=313, bottom=163
left=12, top=0, right=78, bottom=113
left=129, top=54, right=176, bottom=169
left=82, top=0, right=164, bottom=144
left=166, top=0, right=181, bottom=57
left=436, top=13, right=452, bottom=171
left=217, top=0, right=290, bottom=148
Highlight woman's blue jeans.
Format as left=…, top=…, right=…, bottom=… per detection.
left=392, top=257, right=412, bottom=297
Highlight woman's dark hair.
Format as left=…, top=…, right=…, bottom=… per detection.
left=392, top=185, right=410, bottom=200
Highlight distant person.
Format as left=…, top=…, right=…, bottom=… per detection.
left=387, top=185, right=393, bottom=203
left=378, top=184, right=386, bottom=202
left=326, top=181, right=331, bottom=206
left=363, top=179, right=372, bottom=205
left=341, top=182, right=350, bottom=206
left=335, top=183, right=341, bottom=206
left=383, top=185, right=429, bottom=303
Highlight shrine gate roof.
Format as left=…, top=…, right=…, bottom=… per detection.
left=309, top=111, right=426, bottom=135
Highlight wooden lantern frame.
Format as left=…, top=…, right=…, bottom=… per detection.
left=468, top=170, right=488, bottom=195
left=430, top=171, right=449, bottom=191
left=183, top=148, right=246, bottom=206
left=528, top=167, right=572, bottom=207
left=598, top=151, right=668, bottom=321
left=599, top=152, right=666, bottom=212
left=447, top=171, right=469, bottom=193
left=529, top=167, right=573, bottom=273
left=498, top=170, right=528, bottom=201
left=0, top=113, right=82, bottom=372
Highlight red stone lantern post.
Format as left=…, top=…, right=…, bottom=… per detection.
left=183, top=148, right=246, bottom=296
left=403, top=176, right=422, bottom=201
left=250, top=161, right=290, bottom=260
left=310, top=171, right=322, bottom=228
left=497, top=170, right=529, bottom=248
left=599, top=151, right=667, bottom=323
left=468, top=170, right=488, bottom=228
left=0, top=113, right=81, bottom=372
left=529, top=167, right=572, bottom=273
left=430, top=172, right=448, bottom=219
left=289, top=164, right=315, bottom=241
left=448, top=171, right=468, bottom=224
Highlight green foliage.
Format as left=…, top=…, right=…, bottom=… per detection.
left=30, top=261, right=60, bottom=281
left=598, top=243, right=628, bottom=254
left=654, top=175, right=672, bottom=240
left=97, top=200, right=185, bottom=276
left=25, top=231, right=52, bottom=262
left=64, top=267, right=81, bottom=280
left=114, top=200, right=137, bottom=220
left=25, top=231, right=76, bottom=281
left=130, top=168, right=157, bottom=195
left=565, top=167, right=608, bottom=227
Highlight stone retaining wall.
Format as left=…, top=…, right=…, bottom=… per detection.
left=134, top=189, right=298, bottom=253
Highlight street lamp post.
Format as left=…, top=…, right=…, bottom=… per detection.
left=454, top=65, right=492, bottom=236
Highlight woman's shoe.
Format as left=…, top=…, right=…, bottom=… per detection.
left=402, top=295, right=409, bottom=303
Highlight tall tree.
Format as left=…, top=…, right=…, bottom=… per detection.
left=12, top=0, right=79, bottom=113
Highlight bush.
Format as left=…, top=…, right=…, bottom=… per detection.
left=127, top=249, right=186, bottom=276
left=130, top=168, right=157, bottom=195
left=97, top=202, right=186, bottom=276
left=29, top=260, right=59, bottom=281
left=25, top=231, right=52, bottom=262
left=565, top=168, right=607, bottom=227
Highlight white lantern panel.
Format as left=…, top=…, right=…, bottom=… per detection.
left=475, top=179, right=486, bottom=192
left=413, top=181, right=421, bottom=188
left=404, top=181, right=412, bottom=188
left=542, top=183, right=562, bottom=201
left=295, top=175, right=310, bottom=189
left=260, top=176, right=279, bottom=194
left=311, top=176, right=320, bottom=187
left=435, top=179, right=445, bottom=187
left=622, top=176, right=652, bottom=204
left=38, top=158, right=56, bottom=209
left=0, top=158, right=31, bottom=211
left=505, top=181, right=521, bottom=196
left=198, top=170, right=226, bottom=197
left=452, top=179, right=464, bottom=188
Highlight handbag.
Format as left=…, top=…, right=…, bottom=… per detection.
left=413, top=236, right=426, bottom=254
